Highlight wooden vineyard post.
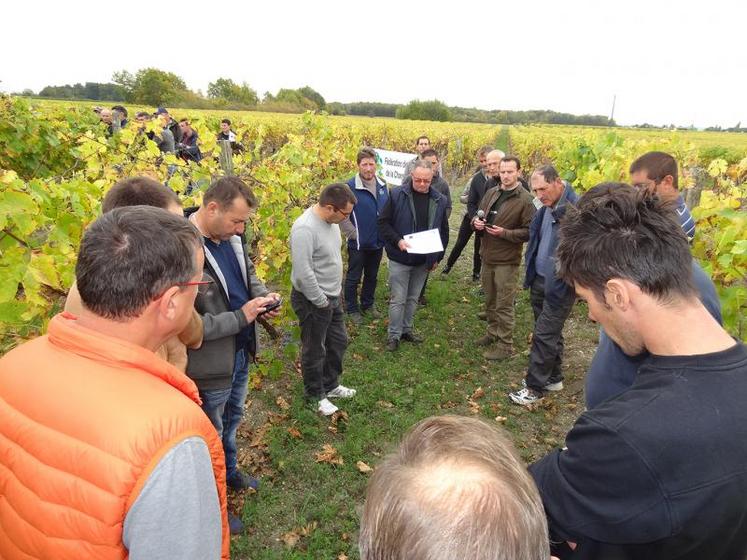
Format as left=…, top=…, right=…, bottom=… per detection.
left=219, top=140, right=234, bottom=175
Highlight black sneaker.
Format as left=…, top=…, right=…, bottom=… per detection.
left=401, top=332, right=423, bottom=344
left=387, top=338, right=400, bottom=351
left=227, top=470, right=260, bottom=491
left=441, top=266, right=451, bottom=275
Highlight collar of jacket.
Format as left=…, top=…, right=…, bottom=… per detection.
left=354, top=173, right=385, bottom=191
left=48, top=312, right=201, bottom=404
left=550, top=182, right=578, bottom=221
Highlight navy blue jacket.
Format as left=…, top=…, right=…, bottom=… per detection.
left=524, top=183, right=579, bottom=305
left=531, top=343, right=747, bottom=560
left=346, top=175, right=388, bottom=251
left=377, top=181, right=449, bottom=268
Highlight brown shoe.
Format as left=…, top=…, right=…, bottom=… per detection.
left=477, top=311, right=487, bottom=321
left=475, top=334, right=496, bottom=346
left=483, top=345, right=515, bottom=361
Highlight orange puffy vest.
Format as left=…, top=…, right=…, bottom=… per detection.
left=0, top=313, right=230, bottom=559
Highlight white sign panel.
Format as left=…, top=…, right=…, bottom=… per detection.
left=373, top=148, right=416, bottom=186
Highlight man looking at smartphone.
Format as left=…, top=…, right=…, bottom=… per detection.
left=187, top=177, right=281, bottom=534
left=472, top=154, right=536, bottom=360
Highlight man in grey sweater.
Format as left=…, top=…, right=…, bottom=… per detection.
left=290, top=183, right=359, bottom=416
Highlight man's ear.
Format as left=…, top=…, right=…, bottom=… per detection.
left=605, top=279, right=631, bottom=311
left=659, top=174, right=675, bottom=192
left=156, top=286, right=181, bottom=320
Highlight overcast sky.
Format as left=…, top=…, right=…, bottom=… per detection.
left=3, top=0, right=745, bottom=128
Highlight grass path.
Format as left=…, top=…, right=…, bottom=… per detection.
left=231, top=176, right=598, bottom=559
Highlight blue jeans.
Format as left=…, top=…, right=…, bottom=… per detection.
left=199, top=348, right=249, bottom=479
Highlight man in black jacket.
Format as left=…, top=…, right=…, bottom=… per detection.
left=378, top=160, right=449, bottom=351
left=442, top=145, right=493, bottom=279
left=530, top=183, right=747, bottom=559
left=154, top=107, right=183, bottom=144
left=187, top=177, right=281, bottom=533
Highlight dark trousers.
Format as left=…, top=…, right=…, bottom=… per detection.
left=344, top=247, right=383, bottom=313
left=445, top=214, right=481, bottom=276
left=291, top=289, right=348, bottom=399
left=525, top=276, right=575, bottom=391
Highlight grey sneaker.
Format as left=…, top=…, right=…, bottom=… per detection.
left=348, top=312, right=363, bottom=325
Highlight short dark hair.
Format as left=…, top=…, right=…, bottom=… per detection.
left=532, top=165, right=560, bottom=184
left=420, top=148, right=439, bottom=159
left=102, top=177, right=180, bottom=214
left=416, top=135, right=430, bottom=145
left=135, top=111, right=151, bottom=120
left=556, top=183, right=697, bottom=304
left=629, top=151, right=679, bottom=189
left=500, top=155, right=521, bottom=170
left=357, top=147, right=377, bottom=164
left=202, top=176, right=258, bottom=210
left=319, top=183, right=356, bottom=208
left=477, top=145, right=493, bottom=158
left=111, top=105, right=128, bottom=118
left=221, top=118, right=232, bottom=125
left=360, top=415, right=549, bottom=560
left=179, top=118, right=190, bottom=125
left=76, top=206, right=201, bottom=320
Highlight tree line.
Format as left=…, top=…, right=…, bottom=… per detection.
left=24, top=66, right=615, bottom=126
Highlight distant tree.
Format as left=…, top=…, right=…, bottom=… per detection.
left=274, top=89, right=316, bottom=110
left=297, top=86, right=326, bottom=110
left=207, top=77, right=259, bottom=106
left=113, top=68, right=187, bottom=105
left=396, top=99, right=451, bottom=122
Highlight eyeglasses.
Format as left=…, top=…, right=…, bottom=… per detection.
left=176, top=279, right=214, bottom=295
left=333, top=206, right=353, bottom=217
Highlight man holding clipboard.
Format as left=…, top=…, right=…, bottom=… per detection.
left=377, top=160, right=449, bottom=352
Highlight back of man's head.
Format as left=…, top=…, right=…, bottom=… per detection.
left=76, top=206, right=200, bottom=320
left=102, top=177, right=180, bottom=214
left=556, top=183, right=696, bottom=304
left=359, top=415, right=549, bottom=560
left=202, top=176, right=257, bottom=210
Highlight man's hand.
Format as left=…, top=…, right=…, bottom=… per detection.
left=262, top=292, right=282, bottom=319
left=485, top=225, right=504, bottom=237
left=398, top=239, right=411, bottom=252
left=240, top=296, right=276, bottom=323
left=472, top=218, right=486, bottom=231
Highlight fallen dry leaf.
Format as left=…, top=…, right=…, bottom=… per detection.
left=281, top=531, right=299, bottom=549
left=338, top=554, right=349, bottom=560
left=495, top=415, right=508, bottom=423
left=377, top=400, right=394, bottom=408
left=276, top=396, right=290, bottom=410
left=287, top=426, right=302, bottom=439
left=356, top=460, right=373, bottom=474
left=315, top=443, right=344, bottom=465
left=470, top=387, right=485, bottom=400
left=467, top=399, right=481, bottom=415
left=299, top=521, right=318, bottom=536
left=331, top=410, right=349, bottom=427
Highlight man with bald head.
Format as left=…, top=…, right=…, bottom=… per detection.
left=473, top=154, right=535, bottom=360
left=359, top=415, right=551, bottom=560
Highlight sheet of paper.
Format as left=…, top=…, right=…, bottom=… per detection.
left=403, top=228, right=444, bottom=254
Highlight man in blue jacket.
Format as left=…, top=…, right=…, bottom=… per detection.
left=378, top=160, right=449, bottom=351
left=341, top=148, right=389, bottom=324
left=510, top=165, right=578, bottom=406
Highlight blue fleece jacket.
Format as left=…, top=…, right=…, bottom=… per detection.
left=346, top=174, right=388, bottom=251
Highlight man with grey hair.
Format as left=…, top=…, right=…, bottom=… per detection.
left=378, top=159, right=449, bottom=351
left=359, top=415, right=551, bottom=560
left=510, top=165, right=579, bottom=406
left=0, top=207, right=230, bottom=559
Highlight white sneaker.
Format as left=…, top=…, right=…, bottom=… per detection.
left=318, top=398, right=339, bottom=416
left=326, top=385, right=357, bottom=399
left=509, top=387, right=544, bottom=406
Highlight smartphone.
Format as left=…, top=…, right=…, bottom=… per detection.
left=259, top=297, right=282, bottom=316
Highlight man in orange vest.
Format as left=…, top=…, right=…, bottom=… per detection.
left=0, top=207, right=230, bottom=560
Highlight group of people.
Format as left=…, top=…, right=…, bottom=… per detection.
left=0, top=125, right=745, bottom=559
left=95, top=104, right=247, bottom=162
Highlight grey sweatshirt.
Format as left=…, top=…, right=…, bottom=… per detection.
left=290, top=207, right=343, bottom=307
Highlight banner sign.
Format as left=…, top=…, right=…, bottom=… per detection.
left=373, top=148, right=416, bottom=186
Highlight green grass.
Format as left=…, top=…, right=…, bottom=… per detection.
left=231, top=192, right=598, bottom=559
